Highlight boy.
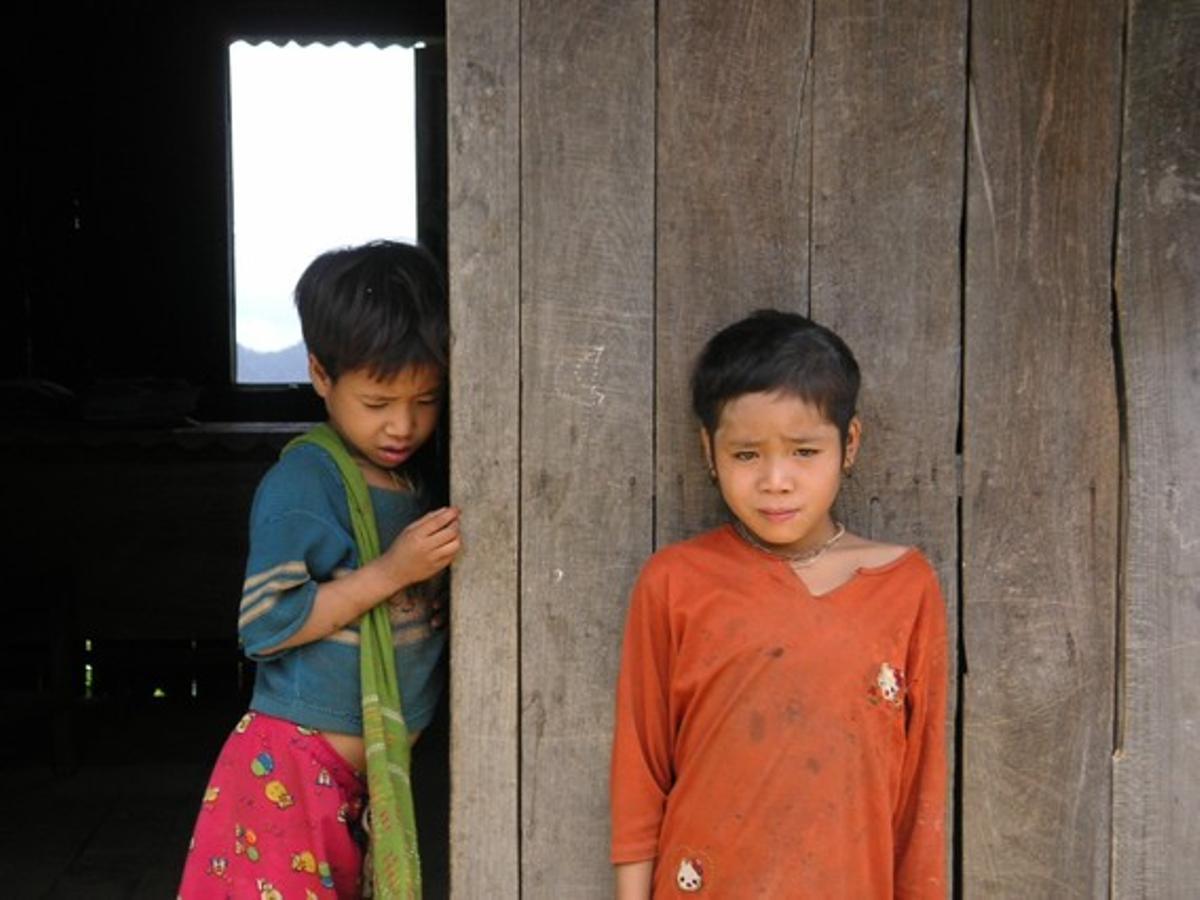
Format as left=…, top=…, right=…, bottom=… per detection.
left=180, top=241, right=460, bottom=898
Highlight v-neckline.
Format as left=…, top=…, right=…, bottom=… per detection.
left=724, top=523, right=918, bottom=599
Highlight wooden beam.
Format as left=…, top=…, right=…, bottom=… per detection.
left=447, top=0, right=521, bottom=894
left=519, top=0, right=656, bottom=894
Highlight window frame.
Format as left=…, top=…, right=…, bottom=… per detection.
left=202, top=22, right=446, bottom=422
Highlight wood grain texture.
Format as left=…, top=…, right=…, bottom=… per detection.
left=519, top=0, right=655, bottom=895
left=809, top=0, right=966, bottom=885
left=1112, top=1, right=1200, bottom=895
left=962, top=1, right=1123, bottom=895
left=446, top=0, right=521, bottom=894
left=655, top=0, right=814, bottom=547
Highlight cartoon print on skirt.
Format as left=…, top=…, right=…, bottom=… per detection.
left=178, top=711, right=367, bottom=898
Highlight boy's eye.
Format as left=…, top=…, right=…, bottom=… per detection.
left=732, top=450, right=757, bottom=462
left=417, top=396, right=440, bottom=406
left=794, top=448, right=818, bottom=458
left=363, top=401, right=388, bottom=410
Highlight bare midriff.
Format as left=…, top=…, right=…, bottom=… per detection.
left=323, top=728, right=423, bottom=774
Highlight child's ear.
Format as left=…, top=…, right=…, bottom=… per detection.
left=844, top=416, right=863, bottom=469
left=308, top=354, right=332, bottom=398
left=699, top=428, right=715, bottom=473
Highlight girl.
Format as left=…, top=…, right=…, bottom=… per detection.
left=179, top=241, right=461, bottom=899
left=610, top=309, right=947, bottom=898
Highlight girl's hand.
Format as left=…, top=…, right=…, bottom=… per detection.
left=384, top=506, right=462, bottom=586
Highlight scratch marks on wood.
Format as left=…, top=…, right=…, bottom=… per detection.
left=552, top=343, right=607, bottom=408
left=969, top=82, right=1001, bottom=274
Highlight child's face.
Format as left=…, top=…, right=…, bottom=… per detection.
left=702, top=391, right=859, bottom=555
left=310, top=357, right=443, bottom=473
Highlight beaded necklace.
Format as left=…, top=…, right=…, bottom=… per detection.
left=732, top=518, right=847, bottom=568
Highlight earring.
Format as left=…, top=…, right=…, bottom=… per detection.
left=842, top=461, right=854, bottom=478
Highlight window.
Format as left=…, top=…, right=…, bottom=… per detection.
left=228, top=40, right=420, bottom=385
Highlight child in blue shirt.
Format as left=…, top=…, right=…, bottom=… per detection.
left=179, top=240, right=461, bottom=899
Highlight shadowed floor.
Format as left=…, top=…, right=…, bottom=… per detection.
left=0, top=699, right=448, bottom=899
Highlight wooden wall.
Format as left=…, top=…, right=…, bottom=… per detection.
left=447, top=0, right=1198, bottom=896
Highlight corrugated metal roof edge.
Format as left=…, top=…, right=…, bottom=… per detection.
left=227, top=36, right=442, bottom=50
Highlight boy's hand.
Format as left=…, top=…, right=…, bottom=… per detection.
left=262, top=507, right=460, bottom=655
left=385, top=507, right=462, bottom=586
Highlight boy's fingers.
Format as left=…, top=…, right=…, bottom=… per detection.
left=409, top=507, right=446, bottom=527
left=424, top=521, right=460, bottom=547
left=413, top=506, right=460, bottom=534
left=428, top=538, right=458, bottom=558
left=431, top=536, right=462, bottom=561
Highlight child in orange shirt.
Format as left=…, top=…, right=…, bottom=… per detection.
left=611, top=310, right=948, bottom=898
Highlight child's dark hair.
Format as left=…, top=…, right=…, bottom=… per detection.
left=691, top=309, right=861, bottom=444
left=295, top=240, right=448, bottom=382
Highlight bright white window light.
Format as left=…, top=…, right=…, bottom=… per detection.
left=229, top=40, right=417, bottom=384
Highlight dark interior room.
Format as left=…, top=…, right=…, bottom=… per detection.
left=2, top=1, right=448, bottom=894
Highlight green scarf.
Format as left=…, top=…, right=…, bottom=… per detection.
left=286, top=423, right=421, bottom=899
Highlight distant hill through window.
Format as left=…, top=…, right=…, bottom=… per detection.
left=235, top=341, right=310, bottom=386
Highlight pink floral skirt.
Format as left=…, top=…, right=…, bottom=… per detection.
left=177, top=711, right=367, bottom=899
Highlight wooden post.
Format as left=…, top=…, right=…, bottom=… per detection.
left=447, top=0, right=521, bottom=894
left=519, top=0, right=656, bottom=894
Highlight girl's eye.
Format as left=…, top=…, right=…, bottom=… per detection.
left=364, top=402, right=388, bottom=410
left=794, top=448, right=818, bottom=458
left=417, top=396, right=440, bottom=406
left=732, top=450, right=757, bottom=462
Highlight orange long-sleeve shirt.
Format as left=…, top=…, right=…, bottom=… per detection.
left=611, top=525, right=948, bottom=898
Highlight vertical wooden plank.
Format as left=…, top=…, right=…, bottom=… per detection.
left=808, top=0, right=966, bottom=884
left=446, top=0, right=521, bottom=895
left=655, top=0, right=814, bottom=547
left=810, top=0, right=965, bottom=559
left=1112, top=1, right=1200, bottom=895
left=962, top=1, right=1122, bottom=895
left=520, top=0, right=655, bottom=895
